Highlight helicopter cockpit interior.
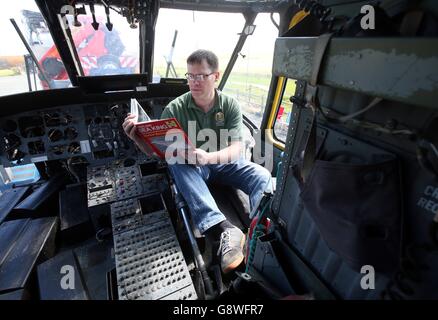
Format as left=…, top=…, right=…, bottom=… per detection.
left=0, top=0, right=437, bottom=301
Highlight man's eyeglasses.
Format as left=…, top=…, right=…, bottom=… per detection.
left=185, top=73, right=215, bottom=81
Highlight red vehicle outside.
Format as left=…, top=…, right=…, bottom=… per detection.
left=38, top=18, right=138, bottom=89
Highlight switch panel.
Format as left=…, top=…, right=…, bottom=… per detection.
left=87, top=160, right=168, bottom=207
left=87, top=165, right=116, bottom=207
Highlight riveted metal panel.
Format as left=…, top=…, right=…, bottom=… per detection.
left=273, top=37, right=438, bottom=109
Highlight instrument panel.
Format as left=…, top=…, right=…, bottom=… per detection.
left=0, top=97, right=172, bottom=167
left=0, top=92, right=199, bottom=301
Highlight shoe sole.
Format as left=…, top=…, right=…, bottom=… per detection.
left=222, top=233, right=246, bottom=274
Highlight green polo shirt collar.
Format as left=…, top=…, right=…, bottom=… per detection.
left=187, top=90, right=222, bottom=114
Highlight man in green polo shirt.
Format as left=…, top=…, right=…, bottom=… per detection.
left=123, top=49, right=272, bottom=274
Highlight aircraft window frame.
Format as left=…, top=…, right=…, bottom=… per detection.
left=152, top=8, right=244, bottom=82
left=0, top=1, right=72, bottom=97
left=272, top=78, right=297, bottom=144
left=61, top=4, right=140, bottom=77
left=222, top=12, right=279, bottom=129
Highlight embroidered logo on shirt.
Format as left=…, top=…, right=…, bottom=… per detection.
left=215, top=111, right=225, bottom=126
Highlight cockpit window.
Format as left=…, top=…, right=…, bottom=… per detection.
left=153, top=8, right=243, bottom=81
left=68, top=5, right=140, bottom=77
left=222, top=13, right=279, bottom=128
left=0, top=0, right=71, bottom=96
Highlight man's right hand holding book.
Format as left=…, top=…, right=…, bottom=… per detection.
left=122, top=113, right=156, bottom=156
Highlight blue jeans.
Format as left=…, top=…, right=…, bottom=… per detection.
left=168, top=159, right=272, bottom=234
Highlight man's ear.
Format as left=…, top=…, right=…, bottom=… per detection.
left=215, top=72, right=220, bottom=81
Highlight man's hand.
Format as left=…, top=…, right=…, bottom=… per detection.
left=122, top=114, right=137, bottom=140
left=122, top=114, right=154, bottom=156
left=187, top=148, right=213, bottom=166
left=182, top=142, right=242, bottom=166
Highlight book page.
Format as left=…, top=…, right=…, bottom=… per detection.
left=130, top=98, right=151, bottom=123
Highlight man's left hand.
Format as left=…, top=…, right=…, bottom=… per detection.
left=187, top=148, right=214, bottom=166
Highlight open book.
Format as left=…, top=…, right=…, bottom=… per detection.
left=130, top=98, right=194, bottom=159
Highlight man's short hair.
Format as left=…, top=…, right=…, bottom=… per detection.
left=187, top=49, right=219, bottom=71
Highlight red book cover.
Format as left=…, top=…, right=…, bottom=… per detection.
left=135, top=118, right=194, bottom=159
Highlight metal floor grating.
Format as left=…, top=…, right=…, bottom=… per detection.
left=111, top=195, right=197, bottom=300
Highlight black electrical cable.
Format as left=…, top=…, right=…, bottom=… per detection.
left=270, top=12, right=279, bottom=31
